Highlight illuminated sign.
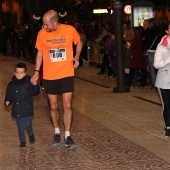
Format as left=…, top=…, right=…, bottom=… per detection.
left=133, top=6, right=154, bottom=27
left=93, top=9, right=108, bottom=14
left=124, top=5, right=131, bottom=15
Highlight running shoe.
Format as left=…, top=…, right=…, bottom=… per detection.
left=65, top=136, right=77, bottom=149
left=53, top=134, right=61, bottom=147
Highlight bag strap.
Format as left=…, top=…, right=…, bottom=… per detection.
left=148, top=35, right=158, bottom=50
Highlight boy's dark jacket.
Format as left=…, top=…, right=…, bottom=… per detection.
left=4, top=75, right=40, bottom=118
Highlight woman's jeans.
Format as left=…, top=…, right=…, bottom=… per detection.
left=146, top=51, right=157, bottom=86
left=16, top=116, right=33, bottom=143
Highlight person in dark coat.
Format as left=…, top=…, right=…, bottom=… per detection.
left=126, top=26, right=147, bottom=87
left=142, top=19, right=165, bottom=86
left=4, top=63, right=40, bottom=147
left=108, top=31, right=117, bottom=78
left=97, top=28, right=112, bottom=75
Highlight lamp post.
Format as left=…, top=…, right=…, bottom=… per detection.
left=0, top=0, right=2, bottom=25
left=113, top=0, right=130, bottom=93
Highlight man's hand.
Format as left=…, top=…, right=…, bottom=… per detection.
left=31, top=72, right=39, bottom=85
left=31, top=78, right=38, bottom=85
left=72, top=58, right=79, bottom=68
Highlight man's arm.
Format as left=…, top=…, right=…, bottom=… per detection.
left=31, top=50, right=43, bottom=84
left=73, top=40, right=83, bottom=68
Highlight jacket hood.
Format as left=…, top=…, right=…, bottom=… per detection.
left=160, top=35, right=170, bottom=47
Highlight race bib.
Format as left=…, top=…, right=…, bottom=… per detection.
left=49, top=48, right=66, bottom=62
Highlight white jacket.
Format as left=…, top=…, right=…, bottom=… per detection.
left=154, top=35, right=170, bottom=89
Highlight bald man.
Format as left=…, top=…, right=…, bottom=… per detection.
left=31, top=10, right=83, bottom=149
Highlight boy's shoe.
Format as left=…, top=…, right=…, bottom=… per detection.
left=20, top=142, right=26, bottom=147
left=164, top=128, right=170, bottom=137
left=53, top=134, right=61, bottom=147
left=29, top=135, right=35, bottom=144
left=65, top=136, right=77, bottom=150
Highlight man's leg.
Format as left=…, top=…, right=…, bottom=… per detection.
left=48, top=94, right=61, bottom=146
left=48, top=94, right=59, bottom=128
left=62, top=92, right=77, bottom=149
left=62, top=92, right=72, bottom=132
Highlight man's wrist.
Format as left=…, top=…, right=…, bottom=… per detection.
left=74, top=58, right=79, bottom=61
left=34, top=70, right=40, bottom=73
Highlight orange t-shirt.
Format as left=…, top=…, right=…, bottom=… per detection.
left=36, top=24, right=80, bottom=80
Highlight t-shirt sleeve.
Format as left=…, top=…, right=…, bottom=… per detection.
left=35, top=30, right=43, bottom=50
left=73, top=27, right=80, bottom=45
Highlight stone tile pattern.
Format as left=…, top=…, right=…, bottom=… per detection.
left=0, top=56, right=170, bottom=169
left=0, top=102, right=170, bottom=170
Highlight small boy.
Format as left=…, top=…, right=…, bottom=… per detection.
left=4, top=63, right=40, bottom=147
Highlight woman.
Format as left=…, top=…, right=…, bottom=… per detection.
left=123, top=24, right=135, bottom=75
left=154, top=22, right=170, bottom=137
left=126, top=26, right=147, bottom=87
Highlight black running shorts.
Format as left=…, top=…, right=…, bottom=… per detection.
left=43, top=76, right=74, bottom=95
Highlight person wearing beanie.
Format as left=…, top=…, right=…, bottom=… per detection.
left=154, top=22, right=170, bottom=137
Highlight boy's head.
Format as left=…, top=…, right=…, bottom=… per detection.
left=14, top=63, right=27, bottom=80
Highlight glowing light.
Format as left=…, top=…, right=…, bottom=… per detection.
left=93, top=9, right=108, bottom=14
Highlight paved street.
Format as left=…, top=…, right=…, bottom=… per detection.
left=1, top=55, right=170, bottom=170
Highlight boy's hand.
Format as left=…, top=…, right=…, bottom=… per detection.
left=5, top=101, right=10, bottom=106
left=31, top=78, right=37, bottom=85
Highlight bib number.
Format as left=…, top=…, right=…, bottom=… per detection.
left=49, top=48, right=66, bottom=62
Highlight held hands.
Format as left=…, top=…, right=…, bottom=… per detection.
left=31, top=71, right=39, bottom=85
left=31, top=78, right=38, bottom=85
left=72, top=58, right=79, bottom=68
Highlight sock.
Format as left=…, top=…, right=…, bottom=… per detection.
left=55, top=127, right=60, bottom=134
left=65, top=131, right=70, bottom=139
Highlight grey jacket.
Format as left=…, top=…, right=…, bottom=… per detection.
left=154, top=36, right=170, bottom=89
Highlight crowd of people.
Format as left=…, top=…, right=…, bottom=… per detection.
left=0, top=24, right=36, bottom=62
left=93, top=18, right=167, bottom=87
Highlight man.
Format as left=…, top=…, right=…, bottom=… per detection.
left=142, top=19, right=164, bottom=87
left=31, top=10, right=82, bottom=149
left=143, top=19, right=150, bottom=31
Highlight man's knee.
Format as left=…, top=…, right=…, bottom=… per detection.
left=63, top=103, right=72, bottom=112
left=49, top=102, right=58, bottom=111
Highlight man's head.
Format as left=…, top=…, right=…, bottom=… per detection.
left=14, top=63, right=27, bottom=80
left=143, top=19, right=150, bottom=30
left=43, top=10, right=60, bottom=32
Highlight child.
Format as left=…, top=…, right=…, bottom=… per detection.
left=4, top=63, right=40, bottom=147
